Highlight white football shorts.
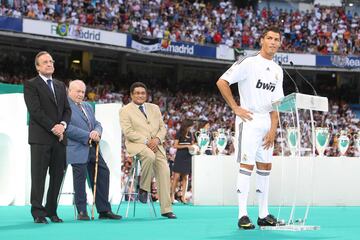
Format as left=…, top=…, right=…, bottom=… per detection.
left=234, top=113, right=273, bottom=165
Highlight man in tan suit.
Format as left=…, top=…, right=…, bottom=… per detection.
left=119, top=82, right=176, bottom=219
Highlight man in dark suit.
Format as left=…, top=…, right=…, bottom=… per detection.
left=23, top=51, right=71, bottom=224
left=119, top=82, right=176, bottom=219
left=66, top=80, right=121, bottom=221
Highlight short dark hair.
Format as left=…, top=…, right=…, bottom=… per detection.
left=261, top=26, right=281, bottom=39
left=34, top=51, right=50, bottom=67
left=130, top=82, right=147, bottom=94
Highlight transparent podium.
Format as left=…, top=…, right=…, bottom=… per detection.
left=261, top=93, right=328, bottom=231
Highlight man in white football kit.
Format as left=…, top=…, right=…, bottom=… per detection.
left=217, top=27, right=284, bottom=230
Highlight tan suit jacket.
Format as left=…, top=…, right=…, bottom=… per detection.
left=119, top=102, right=167, bottom=157
left=119, top=101, right=172, bottom=214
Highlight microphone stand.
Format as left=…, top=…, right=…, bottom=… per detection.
left=290, top=61, right=318, bottom=96
left=278, top=61, right=299, bottom=93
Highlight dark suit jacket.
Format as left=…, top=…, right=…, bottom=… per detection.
left=66, top=98, right=103, bottom=164
left=23, top=76, right=71, bottom=145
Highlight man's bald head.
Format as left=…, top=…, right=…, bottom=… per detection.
left=68, top=80, right=86, bottom=104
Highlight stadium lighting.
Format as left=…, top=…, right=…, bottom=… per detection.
left=72, top=60, right=80, bottom=64
left=349, top=3, right=354, bottom=6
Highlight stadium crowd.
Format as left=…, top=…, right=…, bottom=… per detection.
left=1, top=65, right=359, bottom=203
left=1, top=0, right=359, bottom=205
left=1, top=0, right=360, bottom=55
left=118, top=86, right=359, bottom=202
left=1, top=69, right=359, bottom=159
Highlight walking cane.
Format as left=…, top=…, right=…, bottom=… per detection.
left=91, top=141, right=100, bottom=220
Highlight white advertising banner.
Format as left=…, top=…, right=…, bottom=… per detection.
left=23, top=19, right=127, bottom=47
left=216, top=44, right=235, bottom=60
left=0, top=96, right=123, bottom=206
left=192, top=155, right=360, bottom=206
left=242, top=50, right=316, bottom=66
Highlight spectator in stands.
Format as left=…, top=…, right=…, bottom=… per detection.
left=0, top=49, right=357, bottom=158
left=14, top=0, right=360, bottom=55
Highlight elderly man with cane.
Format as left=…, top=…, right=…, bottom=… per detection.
left=66, top=80, right=121, bottom=221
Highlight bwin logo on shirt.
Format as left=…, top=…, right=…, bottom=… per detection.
left=256, top=79, right=276, bottom=92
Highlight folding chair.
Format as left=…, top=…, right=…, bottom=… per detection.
left=116, top=155, right=157, bottom=217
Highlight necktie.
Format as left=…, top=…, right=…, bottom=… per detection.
left=78, top=103, right=92, bottom=129
left=46, top=79, right=57, bottom=103
left=139, top=105, right=147, bottom=118
left=46, top=79, right=54, bottom=94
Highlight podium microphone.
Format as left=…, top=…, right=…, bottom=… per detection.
left=290, top=61, right=318, bottom=96
left=278, top=61, right=299, bottom=93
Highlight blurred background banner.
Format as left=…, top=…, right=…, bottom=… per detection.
left=22, top=19, right=127, bottom=47
left=130, top=34, right=160, bottom=52
left=0, top=16, right=22, bottom=32
left=0, top=84, right=122, bottom=206
left=317, top=55, right=360, bottom=68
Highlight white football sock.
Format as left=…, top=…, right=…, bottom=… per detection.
left=237, top=167, right=252, bottom=219
left=256, top=169, right=271, bottom=219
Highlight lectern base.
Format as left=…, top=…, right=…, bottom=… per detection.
left=260, top=225, right=320, bottom=231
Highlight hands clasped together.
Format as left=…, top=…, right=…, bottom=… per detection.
left=51, top=124, right=65, bottom=142
left=147, top=138, right=160, bottom=153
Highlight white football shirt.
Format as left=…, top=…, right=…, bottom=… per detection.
left=220, top=53, right=284, bottom=114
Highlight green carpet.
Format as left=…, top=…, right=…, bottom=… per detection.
left=0, top=204, right=359, bottom=240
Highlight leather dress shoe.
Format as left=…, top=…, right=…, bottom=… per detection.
left=49, top=215, right=63, bottom=223
left=179, top=197, right=188, bottom=204
left=161, top=212, right=177, bottom=219
left=34, top=216, right=48, bottom=224
left=99, top=211, right=122, bottom=220
left=77, top=211, right=90, bottom=221
left=138, top=188, right=148, bottom=203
